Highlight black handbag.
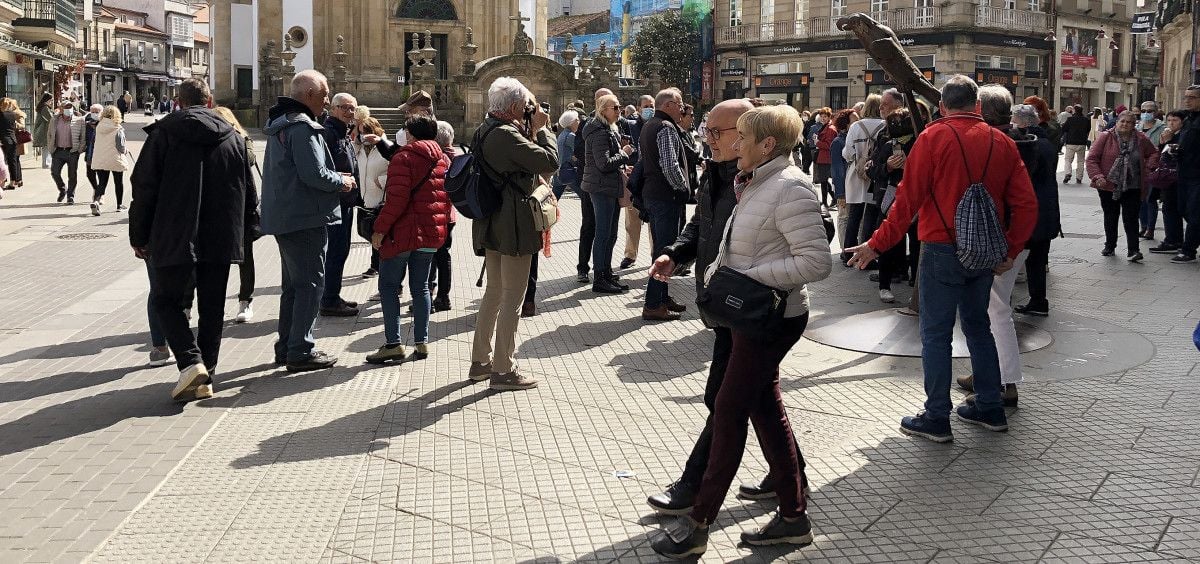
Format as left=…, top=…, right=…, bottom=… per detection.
left=355, top=160, right=438, bottom=242
left=696, top=206, right=790, bottom=337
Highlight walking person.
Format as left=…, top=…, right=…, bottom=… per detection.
left=582, top=93, right=634, bottom=294
left=129, top=78, right=256, bottom=402
left=428, top=120, right=459, bottom=312
left=1011, top=106, right=1063, bottom=319
left=81, top=104, right=101, bottom=198
left=639, top=88, right=691, bottom=322
left=621, top=94, right=654, bottom=270
left=810, top=107, right=837, bottom=209
left=651, top=104, right=832, bottom=559
left=366, top=115, right=451, bottom=364
left=646, top=98, right=811, bottom=521
left=848, top=75, right=1038, bottom=443
left=1085, top=110, right=1158, bottom=262
left=830, top=109, right=856, bottom=247
left=841, top=94, right=885, bottom=263
left=213, top=106, right=262, bottom=323
left=48, top=100, right=85, bottom=204
left=1150, top=110, right=1186, bottom=256
left=0, top=98, right=24, bottom=191
left=33, top=93, right=53, bottom=169
left=1061, top=104, right=1089, bottom=183
left=1172, top=85, right=1200, bottom=263
left=319, top=92, right=362, bottom=317
left=261, top=70, right=358, bottom=372
left=116, top=91, right=129, bottom=117
left=89, top=105, right=132, bottom=215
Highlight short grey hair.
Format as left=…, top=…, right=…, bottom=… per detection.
left=1012, top=104, right=1039, bottom=128
left=1140, top=100, right=1158, bottom=111
left=978, top=84, right=1014, bottom=127
left=639, top=94, right=654, bottom=107
left=487, top=77, right=531, bottom=114
left=331, top=92, right=356, bottom=107
left=290, top=69, right=328, bottom=99
left=941, top=75, right=979, bottom=111
left=654, top=88, right=682, bottom=110
left=881, top=88, right=905, bottom=107
left=558, top=110, right=580, bottom=130
left=435, top=120, right=455, bottom=147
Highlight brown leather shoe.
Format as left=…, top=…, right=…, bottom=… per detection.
left=521, top=301, right=536, bottom=317
left=956, top=374, right=974, bottom=392
left=664, top=296, right=687, bottom=313
left=489, top=371, right=539, bottom=391
left=642, top=305, right=682, bottom=321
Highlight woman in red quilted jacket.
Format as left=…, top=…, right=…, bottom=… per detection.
left=367, top=115, right=451, bottom=363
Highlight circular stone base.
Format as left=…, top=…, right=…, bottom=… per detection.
left=805, top=306, right=1051, bottom=358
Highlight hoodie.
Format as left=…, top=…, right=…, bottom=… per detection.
left=260, top=96, right=346, bottom=235
left=129, top=106, right=255, bottom=267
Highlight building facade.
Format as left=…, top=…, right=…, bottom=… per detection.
left=1, top=0, right=80, bottom=113
left=713, top=0, right=1137, bottom=111
left=1050, top=3, right=1141, bottom=113
left=550, top=0, right=610, bottom=16
left=1156, top=0, right=1192, bottom=110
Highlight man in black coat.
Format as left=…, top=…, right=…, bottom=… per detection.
left=318, top=92, right=361, bottom=316
left=1061, top=104, right=1090, bottom=183
left=129, top=78, right=256, bottom=402
left=646, top=98, right=808, bottom=515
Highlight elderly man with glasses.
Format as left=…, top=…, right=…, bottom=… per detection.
left=318, top=92, right=363, bottom=317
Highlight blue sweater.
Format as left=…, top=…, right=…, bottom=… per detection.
left=830, top=132, right=848, bottom=198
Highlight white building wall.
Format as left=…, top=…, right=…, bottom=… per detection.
left=230, top=1, right=258, bottom=87
left=280, top=0, right=313, bottom=72
left=550, top=0, right=610, bottom=16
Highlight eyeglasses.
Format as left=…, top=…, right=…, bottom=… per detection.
left=336, top=104, right=356, bottom=112
left=1185, top=95, right=1200, bottom=100
left=700, top=126, right=736, bottom=140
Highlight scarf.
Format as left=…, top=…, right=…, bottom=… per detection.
left=733, top=170, right=753, bottom=201
left=1106, top=134, right=1139, bottom=200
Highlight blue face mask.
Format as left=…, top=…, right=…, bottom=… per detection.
left=1141, top=112, right=1154, bottom=122
left=641, top=107, right=654, bottom=120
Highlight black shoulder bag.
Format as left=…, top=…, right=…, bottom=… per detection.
left=356, top=159, right=439, bottom=241
left=696, top=204, right=790, bottom=338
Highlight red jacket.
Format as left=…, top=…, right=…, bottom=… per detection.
left=374, top=140, right=451, bottom=259
left=1085, top=130, right=1158, bottom=199
left=868, top=114, right=1038, bottom=260
left=816, top=125, right=838, bottom=165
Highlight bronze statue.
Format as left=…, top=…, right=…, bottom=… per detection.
left=838, top=13, right=940, bottom=134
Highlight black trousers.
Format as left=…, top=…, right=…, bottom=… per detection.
left=1099, top=189, right=1141, bottom=254
left=843, top=202, right=867, bottom=251
left=525, top=253, right=538, bottom=304
left=427, top=222, right=454, bottom=301
left=152, top=262, right=232, bottom=374
left=679, top=326, right=808, bottom=490
left=94, top=170, right=124, bottom=206
left=1025, top=239, right=1051, bottom=307
left=1, top=142, right=21, bottom=183
left=1161, top=187, right=1183, bottom=246
left=576, top=186, right=596, bottom=275
left=238, top=238, right=255, bottom=303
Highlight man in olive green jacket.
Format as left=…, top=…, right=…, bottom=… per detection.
left=469, top=77, right=559, bottom=391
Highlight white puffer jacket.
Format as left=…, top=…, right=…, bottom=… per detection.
left=355, top=141, right=390, bottom=208
left=708, top=154, right=832, bottom=317
left=91, top=118, right=130, bottom=172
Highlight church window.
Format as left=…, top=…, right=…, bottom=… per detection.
left=396, top=0, right=458, bottom=20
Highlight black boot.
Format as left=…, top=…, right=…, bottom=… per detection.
left=647, top=480, right=696, bottom=515
left=650, top=516, right=708, bottom=560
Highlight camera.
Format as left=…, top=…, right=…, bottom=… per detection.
left=540, top=102, right=551, bottom=114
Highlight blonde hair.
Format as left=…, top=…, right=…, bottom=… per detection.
left=101, top=105, right=122, bottom=124
left=354, top=105, right=371, bottom=122
left=738, top=105, right=803, bottom=160
left=595, top=94, right=620, bottom=127
left=212, top=106, right=248, bottom=137
left=358, top=116, right=383, bottom=137
left=0, top=98, right=23, bottom=118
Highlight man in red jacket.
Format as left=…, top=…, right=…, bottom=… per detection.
left=848, top=75, right=1038, bottom=443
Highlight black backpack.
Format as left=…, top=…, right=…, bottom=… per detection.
left=445, top=124, right=505, bottom=220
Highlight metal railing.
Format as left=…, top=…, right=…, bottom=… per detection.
left=716, top=7, right=941, bottom=45
left=975, top=6, right=1049, bottom=32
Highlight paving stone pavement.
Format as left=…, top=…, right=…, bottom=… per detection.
left=1, top=117, right=1198, bottom=563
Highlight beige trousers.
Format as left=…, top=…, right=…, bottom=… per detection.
left=471, top=251, right=533, bottom=374
left=1062, top=144, right=1086, bottom=180
left=623, top=206, right=643, bottom=260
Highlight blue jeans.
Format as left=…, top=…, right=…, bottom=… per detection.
left=591, top=193, right=620, bottom=276
left=275, top=227, right=328, bottom=362
left=643, top=197, right=682, bottom=309
left=321, top=203, right=354, bottom=307
left=379, top=250, right=435, bottom=345
left=145, top=261, right=165, bottom=347
left=918, top=243, right=1003, bottom=419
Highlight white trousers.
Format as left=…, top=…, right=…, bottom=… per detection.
left=1062, top=144, right=1086, bottom=180
left=989, top=249, right=1030, bottom=385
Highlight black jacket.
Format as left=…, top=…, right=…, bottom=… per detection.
left=580, top=118, right=629, bottom=198
left=1062, top=113, right=1091, bottom=145
left=321, top=114, right=359, bottom=205
left=639, top=110, right=688, bottom=203
left=663, top=159, right=739, bottom=326
left=1177, top=110, right=1200, bottom=183
left=129, top=107, right=256, bottom=267
left=1018, top=125, right=1061, bottom=242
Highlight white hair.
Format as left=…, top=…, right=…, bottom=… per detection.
left=655, top=88, right=682, bottom=110
left=435, top=120, right=455, bottom=147
left=558, top=110, right=580, bottom=130
left=290, top=69, right=328, bottom=98
left=331, top=93, right=356, bottom=106
left=487, top=77, right=531, bottom=115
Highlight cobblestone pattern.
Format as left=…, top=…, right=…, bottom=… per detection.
left=1, top=123, right=1198, bottom=563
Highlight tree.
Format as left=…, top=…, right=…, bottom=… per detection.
left=629, top=10, right=701, bottom=93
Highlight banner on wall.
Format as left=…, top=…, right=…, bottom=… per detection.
left=1131, top=13, right=1155, bottom=34
left=1060, top=26, right=1099, bottom=68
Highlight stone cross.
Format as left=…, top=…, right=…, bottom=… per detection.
left=510, top=12, right=532, bottom=54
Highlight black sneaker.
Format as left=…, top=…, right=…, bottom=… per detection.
left=1172, top=253, right=1197, bottom=263
left=1101, top=245, right=1115, bottom=257
left=57, top=188, right=66, bottom=202
left=619, top=257, right=635, bottom=270
left=591, top=279, right=624, bottom=294
left=899, top=411, right=953, bottom=443
left=431, top=297, right=452, bottom=312
left=576, top=272, right=590, bottom=283
left=1127, top=251, right=1144, bottom=263
left=286, top=351, right=338, bottom=372
left=1014, top=302, right=1049, bottom=317
left=320, top=303, right=359, bottom=317
left=361, top=268, right=378, bottom=278
left=737, top=477, right=778, bottom=500
left=650, top=516, right=708, bottom=560
left=647, top=480, right=696, bottom=515
left=1150, top=243, right=1180, bottom=254
left=740, top=511, right=814, bottom=547
left=955, top=403, right=1009, bottom=432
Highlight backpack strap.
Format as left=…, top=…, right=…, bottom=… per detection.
left=929, top=124, right=995, bottom=242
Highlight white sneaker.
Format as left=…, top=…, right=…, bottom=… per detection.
left=185, top=308, right=193, bottom=321
left=90, top=201, right=100, bottom=216
left=1015, top=271, right=1027, bottom=284
left=193, top=382, right=214, bottom=400
left=879, top=289, right=896, bottom=303
left=235, top=301, right=253, bottom=323
left=172, top=364, right=209, bottom=401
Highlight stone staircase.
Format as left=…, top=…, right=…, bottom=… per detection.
left=365, top=107, right=407, bottom=138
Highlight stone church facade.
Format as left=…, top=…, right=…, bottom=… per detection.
left=208, top=0, right=549, bottom=108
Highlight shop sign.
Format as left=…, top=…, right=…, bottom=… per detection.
left=753, top=73, right=810, bottom=92
left=1062, top=68, right=1073, bottom=80
left=1131, top=13, right=1154, bottom=34
left=719, top=68, right=745, bottom=77
left=1104, top=82, right=1122, bottom=92
left=864, top=69, right=934, bottom=85
left=975, top=68, right=1019, bottom=86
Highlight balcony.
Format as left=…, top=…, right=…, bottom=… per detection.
left=12, top=0, right=77, bottom=47
left=975, top=5, right=1049, bottom=33
left=0, top=0, right=23, bottom=23
left=716, top=7, right=941, bottom=46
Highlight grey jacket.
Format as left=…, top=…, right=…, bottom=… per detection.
left=47, top=113, right=86, bottom=153
left=259, top=97, right=345, bottom=235
left=580, top=119, right=629, bottom=198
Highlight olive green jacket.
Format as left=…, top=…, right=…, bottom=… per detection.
left=470, top=117, right=559, bottom=256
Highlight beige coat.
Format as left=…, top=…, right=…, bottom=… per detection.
left=707, top=154, right=832, bottom=317
left=91, top=118, right=130, bottom=172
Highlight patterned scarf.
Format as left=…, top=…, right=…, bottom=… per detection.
left=734, top=170, right=754, bottom=201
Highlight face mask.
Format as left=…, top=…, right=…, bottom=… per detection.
left=641, top=107, right=654, bottom=120
left=1141, top=112, right=1154, bottom=122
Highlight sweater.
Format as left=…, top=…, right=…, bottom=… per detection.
left=1085, top=130, right=1158, bottom=199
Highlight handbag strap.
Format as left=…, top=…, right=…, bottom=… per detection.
left=400, top=158, right=439, bottom=210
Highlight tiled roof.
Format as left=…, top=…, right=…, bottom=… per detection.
left=548, top=11, right=610, bottom=37
left=114, top=21, right=168, bottom=38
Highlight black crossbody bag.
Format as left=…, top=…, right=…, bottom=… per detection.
left=356, top=160, right=438, bottom=241
left=696, top=204, right=790, bottom=337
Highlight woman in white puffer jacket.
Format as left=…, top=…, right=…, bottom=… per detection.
left=355, top=116, right=390, bottom=277
left=89, top=105, right=131, bottom=214
left=651, top=104, right=833, bottom=559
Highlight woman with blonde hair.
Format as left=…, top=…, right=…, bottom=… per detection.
left=0, top=97, right=23, bottom=190
left=89, top=105, right=131, bottom=214
left=355, top=116, right=389, bottom=278
left=581, top=93, right=634, bottom=294
left=212, top=105, right=262, bottom=323
left=652, top=104, right=831, bottom=559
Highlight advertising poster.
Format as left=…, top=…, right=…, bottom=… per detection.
left=1061, top=26, right=1099, bottom=68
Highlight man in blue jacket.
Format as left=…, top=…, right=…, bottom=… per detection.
left=261, top=70, right=357, bottom=372
left=318, top=92, right=361, bottom=316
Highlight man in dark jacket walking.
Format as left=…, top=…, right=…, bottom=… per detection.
left=318, top=92, right=361, bottom=316
left=639, top=88, right=690, bottom=322
left=129, top=78, right=255, bottom=402
left=1061, top=104, right=1090, bottom=183
left=645, top=97, right=809, bottom=515
left=1173, top=85, right=1200, bottom=263
left=261, top=70, right=358, bottom=372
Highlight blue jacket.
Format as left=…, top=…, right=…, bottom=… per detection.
left=830, top=132, right=848, bottom=198
left=260, top=97, right=345, bottom=235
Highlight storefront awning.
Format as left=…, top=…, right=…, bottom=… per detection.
left=101, top=66, right=122, bottom=72
left=0, top=34, right=73, bottom=66
left=136, top=73, right=168, bottom=82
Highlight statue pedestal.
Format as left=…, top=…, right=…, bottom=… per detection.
left=805, top=305, right=1052, bottom=358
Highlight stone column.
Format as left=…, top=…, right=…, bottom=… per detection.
left=331, top=35, right=348, bottom=93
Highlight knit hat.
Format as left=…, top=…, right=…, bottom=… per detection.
left=1115, top=104, right=1128, bottom=114
left=1012, top=104, right=1040, bottom=128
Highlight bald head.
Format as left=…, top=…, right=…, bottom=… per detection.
left=291, top=70, right=330, bottom=117
left=594, top=88, right=614, bottom=101
left=705, top=98, right=754, bottom=162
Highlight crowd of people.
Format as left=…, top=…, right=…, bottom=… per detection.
left=0, top=64, right=1193, bottom=559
